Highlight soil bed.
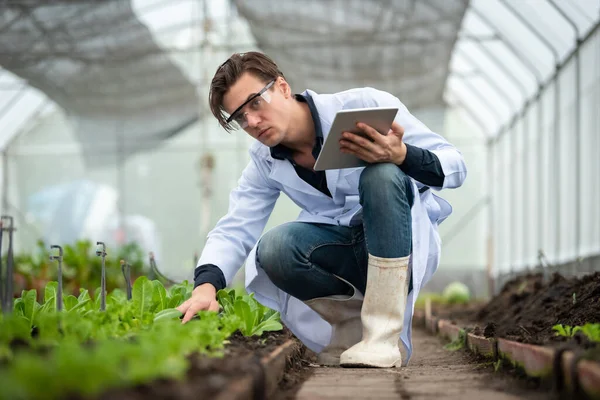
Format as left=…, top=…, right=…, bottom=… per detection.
left=87, top=327, right=313, bottom=400
left=432, top=272, right=600, bottom=356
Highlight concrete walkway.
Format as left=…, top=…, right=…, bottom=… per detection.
left=295, top=328, right=549, bottom=400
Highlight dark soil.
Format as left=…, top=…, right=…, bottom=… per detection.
left=433, top=272, right=600, bottom=353
left=90, top=327, right=313, bottom=400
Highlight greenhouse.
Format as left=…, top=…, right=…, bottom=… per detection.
left=0, top=0, right=599, bottom=399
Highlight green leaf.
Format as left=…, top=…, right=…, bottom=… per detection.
left=252, top=309, right=282, bottom=335
left=82, top=309, right=95, bottom=318
left=152, top=280, right=168, bottom=312
left=13, top=298, right=24, bottom=316
left=39, top=297, right=55, bottom=314
left=553, top=324, right=569, bottom=337
left=252, top=319, right=283, bottom=336
left=233, top=299, right=255, bottom=336
left=167, top=281, right=193, bottom=301
left=78, top=289, right=91, bottom=304
left=217, top=289, right=235, bottom=315
left=109, top=289, right=127, bottom=303
left=580, top=323, right=600, bottom=342
left=93, top=286, right=102, bottom=310
left=22, top=289, right=39, bottom=326
left=63, top=295, right=79, bottom=311
left=154, top=308, right=182, bottom=322
left=44, top=281, right=59, bottom=306
left=68, top=299, right=90, bottom=314
left=242, top=293, right=261, bottom=327
left=167, top=294, right=183, bottom=309
left=132, top=276, right=154, bottom=318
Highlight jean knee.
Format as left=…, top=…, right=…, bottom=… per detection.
left=359, top=163, right=412, bottom=202
left=256, top=224, right=300, bottom=284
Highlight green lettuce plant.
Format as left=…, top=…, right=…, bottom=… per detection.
left=553, top=323, right=600, bottom=342
left=217, top=288, right=283, bottom=336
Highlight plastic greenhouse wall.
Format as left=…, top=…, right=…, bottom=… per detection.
left=491, top=25, right=600, bottom=292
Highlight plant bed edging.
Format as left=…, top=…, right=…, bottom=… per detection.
left=215, top=338, right=303, bottom=400
left=422, top=316, right=600, bottom=400
left=467, top=332, right=497, bottom=359
left=578, top=360, right=600, bottom=399
left=561, top=350, right=600, bottom=400
left=438, top=319, right=462, bottom=342
left=497, top=338, right=554, bottom=379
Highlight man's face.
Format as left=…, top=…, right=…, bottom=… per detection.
left=222, top=72, right=290, bottom=146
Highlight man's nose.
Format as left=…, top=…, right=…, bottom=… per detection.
left=246, top=114, right=260, bottom=128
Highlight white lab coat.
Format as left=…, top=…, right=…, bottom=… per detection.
left=197, top=87, right=467, bottom=365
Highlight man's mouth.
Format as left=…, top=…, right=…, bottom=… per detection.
left=258, top=128, right=270, bottom=138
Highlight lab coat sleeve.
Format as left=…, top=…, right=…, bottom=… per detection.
left=196, top=158, right=280, bottom=286
left=361, top=88, right=467, bottom=190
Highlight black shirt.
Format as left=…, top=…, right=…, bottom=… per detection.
left=270, top=94, right=332, bottom=197
left=194, top=93, right=446, bottom=291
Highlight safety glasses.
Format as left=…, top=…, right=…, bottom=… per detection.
left=225, top=80, right=275, bottom=131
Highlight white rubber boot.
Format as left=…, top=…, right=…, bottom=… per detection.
left=339, top=254, right=410, bottom=368
left=304, top=279, right=364, bottom=366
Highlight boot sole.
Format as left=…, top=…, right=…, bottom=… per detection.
left=317, top=353, right=341, bottom=366
left=340, top=352, right=402, bottom=368
left=340, top=361, right=401, bottom=368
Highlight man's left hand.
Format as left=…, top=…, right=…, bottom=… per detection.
left=339, top=121, right=407, bottom=165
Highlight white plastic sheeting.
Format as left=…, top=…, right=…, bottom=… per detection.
left=446, top=0, right=600, bottom=137
left=490, top=27, right=600, bottom=276
left=233, top=0, right=468, bottom=110
left=0, top=1, right=200, bottom=167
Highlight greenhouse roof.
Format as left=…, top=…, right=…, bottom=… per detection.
left=0, top=0, right=598, bottom=162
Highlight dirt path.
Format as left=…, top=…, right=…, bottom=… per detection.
left=294, top=328, right=551, bottom=399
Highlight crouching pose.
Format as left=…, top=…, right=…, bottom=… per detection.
left=177, top=52, right=467, bottom=368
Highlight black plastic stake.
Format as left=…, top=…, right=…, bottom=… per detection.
left=6, top=217, right=14, bottom=314
left=49, top=245, right=64, bottom=311
left=96, top=242, right=107, bottom=311
left=1, top=216, right=15, bottom=314
left=120, top=260, right=132, bottom=300
left=147, top=252, right=155, bottom=280
left=149, top=252, right=177, bottom=285
left=149, top=252, right=156, bottom=277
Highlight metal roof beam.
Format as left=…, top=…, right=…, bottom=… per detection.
left=470, top=6, right=543, bottom=85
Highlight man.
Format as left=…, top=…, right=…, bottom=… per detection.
left=177, top=52, right=466, bottom=368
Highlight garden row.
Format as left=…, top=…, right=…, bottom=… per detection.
left=417, top=271, right=600, bottom=399
left=0, top=276, right=293, bottom=399
left=0, top=223, right=301, bottom=400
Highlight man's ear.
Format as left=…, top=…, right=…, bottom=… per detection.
left=277, top=77, right=292, bottom=99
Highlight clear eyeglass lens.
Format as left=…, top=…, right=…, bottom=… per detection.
left=227, top=87, right=272, bottom=131
left=227, top=119, right=245, bottom=131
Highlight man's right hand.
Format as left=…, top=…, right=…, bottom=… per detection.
left=176, top=283, right=220, bottom=323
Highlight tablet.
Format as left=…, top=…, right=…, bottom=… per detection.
left=314, top=107, right=399, bottom=171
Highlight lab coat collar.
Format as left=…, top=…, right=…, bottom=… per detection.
left=267, top=89, right=346, bottom=200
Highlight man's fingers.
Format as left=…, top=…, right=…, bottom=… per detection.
left=356, top=123, right=386, bottom=145
left=341, top=141, right=375, bottom=162
left=390, top=121, right=405, bottom=137
left=340, top=132, right=375, bottom=152
left=181, top=307, right=198, bottom=324
left=208, top=301, right=220, bottom=313
left=175, top=299, right=189, bottom=314
left=180, top=299, right=220, bottom=323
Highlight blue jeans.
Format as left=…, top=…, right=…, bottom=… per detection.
left=257, top=163, right=414, bottom=301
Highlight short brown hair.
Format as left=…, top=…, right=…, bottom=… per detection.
left=209, top=52, right=285, bottom=132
